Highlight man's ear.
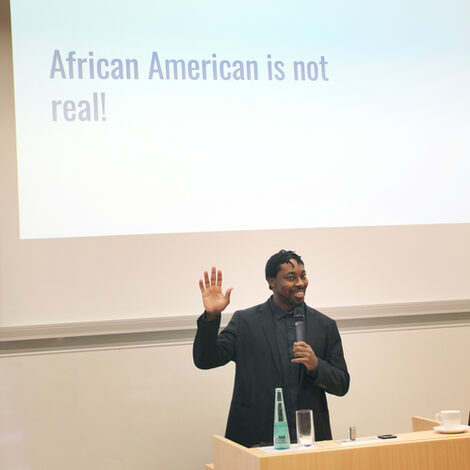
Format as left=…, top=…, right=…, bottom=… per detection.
left=267, top=277, right=275, bottom=290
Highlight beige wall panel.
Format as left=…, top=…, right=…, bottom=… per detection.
left=2, top=324, right=470, bottom=470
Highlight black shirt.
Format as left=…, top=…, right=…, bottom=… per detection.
left=268, top=296, right=302, bottom=442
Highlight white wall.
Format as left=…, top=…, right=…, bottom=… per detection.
left=2, top=324, right=470, bottom=470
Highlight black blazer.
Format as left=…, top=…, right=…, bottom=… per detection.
left=193, top=299, right=350, bottom=447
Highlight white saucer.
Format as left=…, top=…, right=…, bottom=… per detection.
left=433, top=425, right=469, bottom=434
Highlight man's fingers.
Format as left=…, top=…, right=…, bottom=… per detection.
left=293, top=344, right=314, bottom=360
left=293, top=353, right=308, bottom=360
left=293, top=342, right=312, bottom=352
left=200, top=267, right=229, bottom=293
left=210, top=266, right=216, bottom=285
left=225, top=287, right=233, bottom=300
left=202, top=267, right=217, bottom=289
left=292, top=357, right=307, bottom=364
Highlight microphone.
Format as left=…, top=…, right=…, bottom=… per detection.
left=294, top=307, right=305, bottom=342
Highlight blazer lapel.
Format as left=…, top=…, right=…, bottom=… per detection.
left=256, top=301, right=283, bottom=379
left=300, top=305, right=322, bottom=383
left=304, top=306, right=324, bottom=357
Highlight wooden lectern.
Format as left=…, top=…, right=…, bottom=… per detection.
left=205, top=417, right=470, bottom=470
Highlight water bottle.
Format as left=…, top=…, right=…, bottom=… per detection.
left=273, top=387, right=290, bottom=449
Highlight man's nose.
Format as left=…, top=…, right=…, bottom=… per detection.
left=295, top=277, right=305, bottom=286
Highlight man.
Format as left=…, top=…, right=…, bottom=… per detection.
left=193, top=250, right=349, bottom=447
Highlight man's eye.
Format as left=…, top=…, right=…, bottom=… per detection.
left=286, top=276, right=295, bottom=281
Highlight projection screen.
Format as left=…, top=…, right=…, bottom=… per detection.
left=1, top=0, right=470, bottom=338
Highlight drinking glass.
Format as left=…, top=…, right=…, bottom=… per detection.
left=296, top=409, right=314, bottom=447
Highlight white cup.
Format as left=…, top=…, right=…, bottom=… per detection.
left=435, top=410, right=461, bottom=430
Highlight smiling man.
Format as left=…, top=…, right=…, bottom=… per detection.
left=193, top=249, right=350, bottom=447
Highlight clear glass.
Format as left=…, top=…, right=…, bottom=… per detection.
left=296, top=409, right=314, bottom=447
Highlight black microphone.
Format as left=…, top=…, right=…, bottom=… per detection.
left=294, top=307, right=305, bottom=342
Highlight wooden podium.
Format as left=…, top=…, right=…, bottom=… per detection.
left=205, top=418, right=470, bottom=470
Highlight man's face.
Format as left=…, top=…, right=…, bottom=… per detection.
left=268, top=259, right=308, bottom=311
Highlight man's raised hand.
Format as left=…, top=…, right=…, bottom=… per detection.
left=199, top=267, right=233, bottom=320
